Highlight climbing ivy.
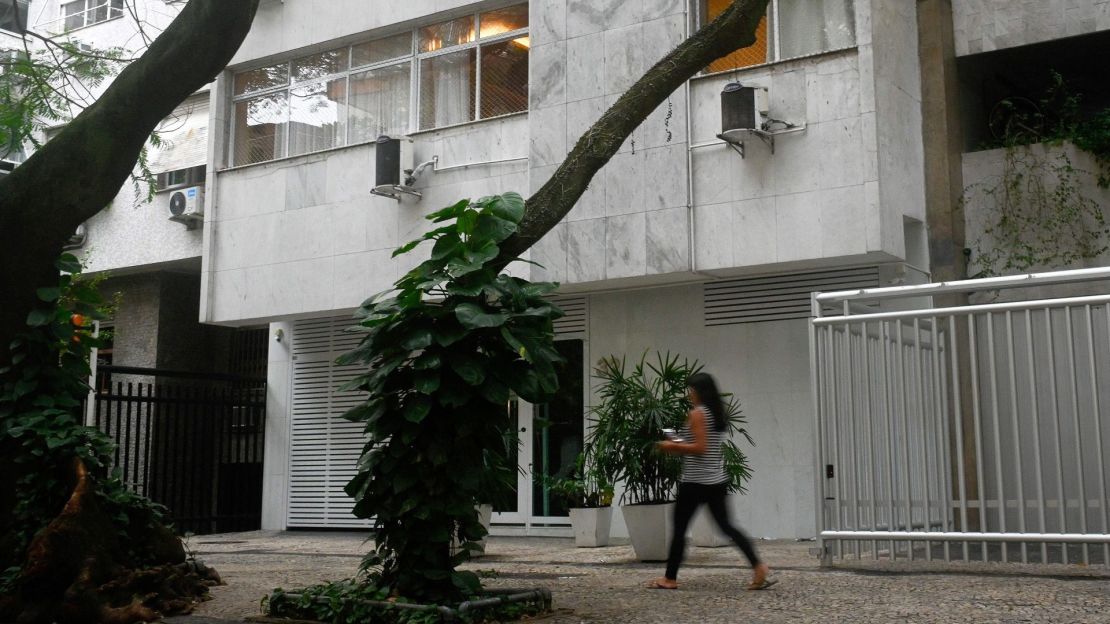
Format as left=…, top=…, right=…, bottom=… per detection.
left=0, top=255, right=170, bottom=591
left=337, top=192, right=563, bottom=604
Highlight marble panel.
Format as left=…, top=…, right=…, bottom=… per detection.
left=602, top=150, right=646, bottom=217
left=642, top=144, right=688, bottom=211
left=210, top=268, right=248, bottom=322
left=529, top=104, right=568, bottom=168
left=731, top=197, right=777, bottom=267
left=333, top=249, right=400, bottom=309
left=816, top=67, right=861, bottom=122
left=532, top=0, right=567, bottom=48
left=605, top=212, right=647, bottom=278
left=566, top=96, right=607, bottom=153
left=819, top=117, right=864, bottom=190
left=217, top=166, right=287, bottom=221
left=366, top=202, right=401, bottom=250
left=774, top=190, right=822, bottom=263
left=639, top=90, right=687, bottom=150
left=645, top=206, right=689, bottom=274
left=566, top=217, right=607, bottom=283
left=285, top=160, right=327, bottom=210
left=691, top=147, right=734, bottom=208
left=566, top=32, right=606, bottom=103
left=818, top=184, right=868, bottom=258
left=643, top=0, right=685, bottom=20
left=603, top=23, right=644, bottom=96
left=529, top=42, right=568, bottom=110
left=329, top=200, right=372, bottom=256
left=566, top=0, right=618, bottom=38
left=529, top=221, right=569, bottom=283
left=279, top=204, right=333, bottom=262
left=692, top=202, right=733, bottom=270
left=642, top=13, right=685, bottom=67
left=324, top=146, right=373, bottom=204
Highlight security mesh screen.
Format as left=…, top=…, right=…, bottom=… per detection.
left=706, top=9, right=768, bottom=72
left=480, top=38, right=529, bottom=119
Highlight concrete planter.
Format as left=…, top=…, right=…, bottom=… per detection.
left=691, top=508, right=731, bottom=547
left=452, top=504, right=493, bottom=557
left=621, top=502, right=675, bottom=561
left=569, top=506, right=612, bottom=547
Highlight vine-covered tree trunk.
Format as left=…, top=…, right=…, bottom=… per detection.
left=0, top=0, right=260, bottom=368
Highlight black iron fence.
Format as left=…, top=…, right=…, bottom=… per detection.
left=89, top=365, right=266, bottom=535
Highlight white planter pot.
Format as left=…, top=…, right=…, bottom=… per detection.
left=621, top=502, right=675, bottom=562
left=569, top=506, right=612, bottom=548
left=452, top=504, right=493, bottom=557
left=691, top=508, right=731, bottom=547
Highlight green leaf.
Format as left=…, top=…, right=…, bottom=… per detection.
left=473, top=214, right=517, bottom=243
left=36, top=287, right=62, bottom=302
left=414, top=370, right=441, bottom=394
left=433, top=322, right=468, bottom=347
left=487, top=192, right=526, bottom=223
left=455, top=303, right=508, bottom=329
left=26, top=309, right=55, bottom=327
left=404, top=396, right=432, bottom=423
left=391, top=238, right=422, bottom=258
left=413, top=352, right=442, bottom=370
left=401, top=329, right=433, bottom=351
left=427, top=198, right=470, bottom=223
left=430, top=233, right=463, bottom=261
left=55, top=253, right=82, bottom=273
left=448, top=353, right=486, bottom=386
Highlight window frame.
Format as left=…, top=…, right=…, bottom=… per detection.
left=61, top=0, right=124, bottom=32
left=0, top=0, right=28, bottom=34
left=695, top=0, right=856, bottom=75
left=228, top=4, right=530, bottom=167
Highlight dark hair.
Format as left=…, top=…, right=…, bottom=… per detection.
left=687, top=372, right=726, bottom=431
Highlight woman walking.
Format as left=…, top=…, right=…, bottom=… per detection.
left=647, top=372, right=774, bottom=591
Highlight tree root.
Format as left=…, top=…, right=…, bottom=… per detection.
left=2, top=458, right=221, bottom=624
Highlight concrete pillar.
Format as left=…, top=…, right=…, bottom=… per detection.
left=261, top=321, right=292, bottom=530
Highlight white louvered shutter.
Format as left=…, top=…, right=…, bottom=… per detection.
left=704, top=266, right=880, bottom=326
left=551, top=296, right=587, bottom=338
left=288, top=316, right=372, bottom=528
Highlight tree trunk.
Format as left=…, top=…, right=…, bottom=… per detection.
left=499, top=0, right=771, bottom=263
left=0, top=0, right=260, bottom=366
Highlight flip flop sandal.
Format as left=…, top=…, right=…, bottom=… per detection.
left=646, top=579, right=678, bottom=590
left=748, top=578, right=778, bottom=591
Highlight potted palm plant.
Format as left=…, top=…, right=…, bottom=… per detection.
left=587, top=353, right=753, bottom=560
left=547, top=452, right=614, bottom=547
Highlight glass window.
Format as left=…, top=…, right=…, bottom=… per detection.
left=777, top=0, right=855, bottom=59
left=234, top=63, right=289, bottom=96
left=419, top=48, right=475, bottom=130
left=699, top=0, right=854, bottom=73
left=292, top=49, right=349, bottom=83
left=479, top=39, right=528, bottom=119
left=288, top=79, right=347, bottom=157
left=234, top=93, right=289, bottom=165
left=352, top=32, right=412, bottom=67
left=62, top=0, right=122, bottom=31
left=0, top=0, right=28, bottom=33
left=419, top=16, right=475, bottom=53
left=480, top=4, right=528, bottom=39
left=350, top=62, right=411, bottom=142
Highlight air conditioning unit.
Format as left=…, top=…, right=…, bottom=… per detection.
left=370, top=135, right=422, bottom=201
left=168, top=185, right=204, bottom=226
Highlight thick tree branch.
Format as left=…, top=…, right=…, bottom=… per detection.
left=0, top=0, right=258, bottom=363
left=500, top=0, right=771, bottom=262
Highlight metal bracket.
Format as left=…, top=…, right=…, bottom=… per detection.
left=370, top=184, right=423, bottom=201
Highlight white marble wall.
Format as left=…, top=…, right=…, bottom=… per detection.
left=952, top=0, right=1110, bottom=56
left=204, top=115, right=529, bottom=324
left=588, top=283, right=817, bottom=540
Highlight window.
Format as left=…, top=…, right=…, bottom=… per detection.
left=155, top=165, right=206, bottom=192
left=62, top=0, right=124, bottom=31
left=698, top=0, right=855, bottom=73
left=230, top=4, right=529, bottom=166
left=0, top=0, right=28, bottom=33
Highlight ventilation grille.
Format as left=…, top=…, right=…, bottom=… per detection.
left=551, top=296, right=587, bottom=337
left=704, top=266, right=880, bottom=326
left=288, top=316, right=371, bottom=529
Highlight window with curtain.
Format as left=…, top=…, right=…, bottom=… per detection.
left=229, top=3, right=529, bottom=166
left=62, top=0, right=123, bottom=31
left=699, top=0, right=855, bottom=73
left=0, top=0, right=28, bottom=33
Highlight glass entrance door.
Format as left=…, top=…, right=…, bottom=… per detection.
left=490, top=339, right=585, bottom=529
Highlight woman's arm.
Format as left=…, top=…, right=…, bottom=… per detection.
left=657, top=408, right=709, bottom=456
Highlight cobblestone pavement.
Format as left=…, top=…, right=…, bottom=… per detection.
left=181, top=531, right=1110, bottom=623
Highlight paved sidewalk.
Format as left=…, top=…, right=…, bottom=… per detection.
left=179, top=531, right=1110, bottom=623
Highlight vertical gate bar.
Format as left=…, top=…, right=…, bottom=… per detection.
left=847, top=322, right=862, bottom=558
left=112, top=381, right=123, bottom=472
left=913, top=318, right=932, bottom=560
left=897, top=320, right=914, bottom=559
left=206, top=385, right=218, bottom=534
left=1065, top=308, right=1089, bottom=565
left=949, top=316, right=969, bottom=561
left=811, top=316, right=827, bottom=564
left=142, top=382, right=154, bottom=499
left=968, top=315, right=988, bottom=560
left=214, top=384, right=226, bottom=531
left=1084, top=304, right=1108, bottom=565
left=828, top=325, right=843, bottom=560
left=1045, top=309, right=1068, bottom=564
left=882, top=320, right=897, bottom=558
left=1102, top=303, right=1110, bottom=565
left=930, top=316, right=951, bottom=562
left=1004, top=311, right=1027, bottom=563
left=863, top=320, right=879, bottom=559
left=986, top=313, right=1007, bottom=563
left=1023, top=309, right=1047, bottom=564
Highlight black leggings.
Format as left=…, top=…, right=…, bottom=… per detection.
left=665, top=481, right=761, bottom=580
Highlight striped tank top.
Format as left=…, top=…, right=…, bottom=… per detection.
left=680, top=406, right=728, bottom=485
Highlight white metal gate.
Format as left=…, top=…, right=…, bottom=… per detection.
left=811, top=268, right=1110, bottom=565
left=287, top=316, right=370, bottom=528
